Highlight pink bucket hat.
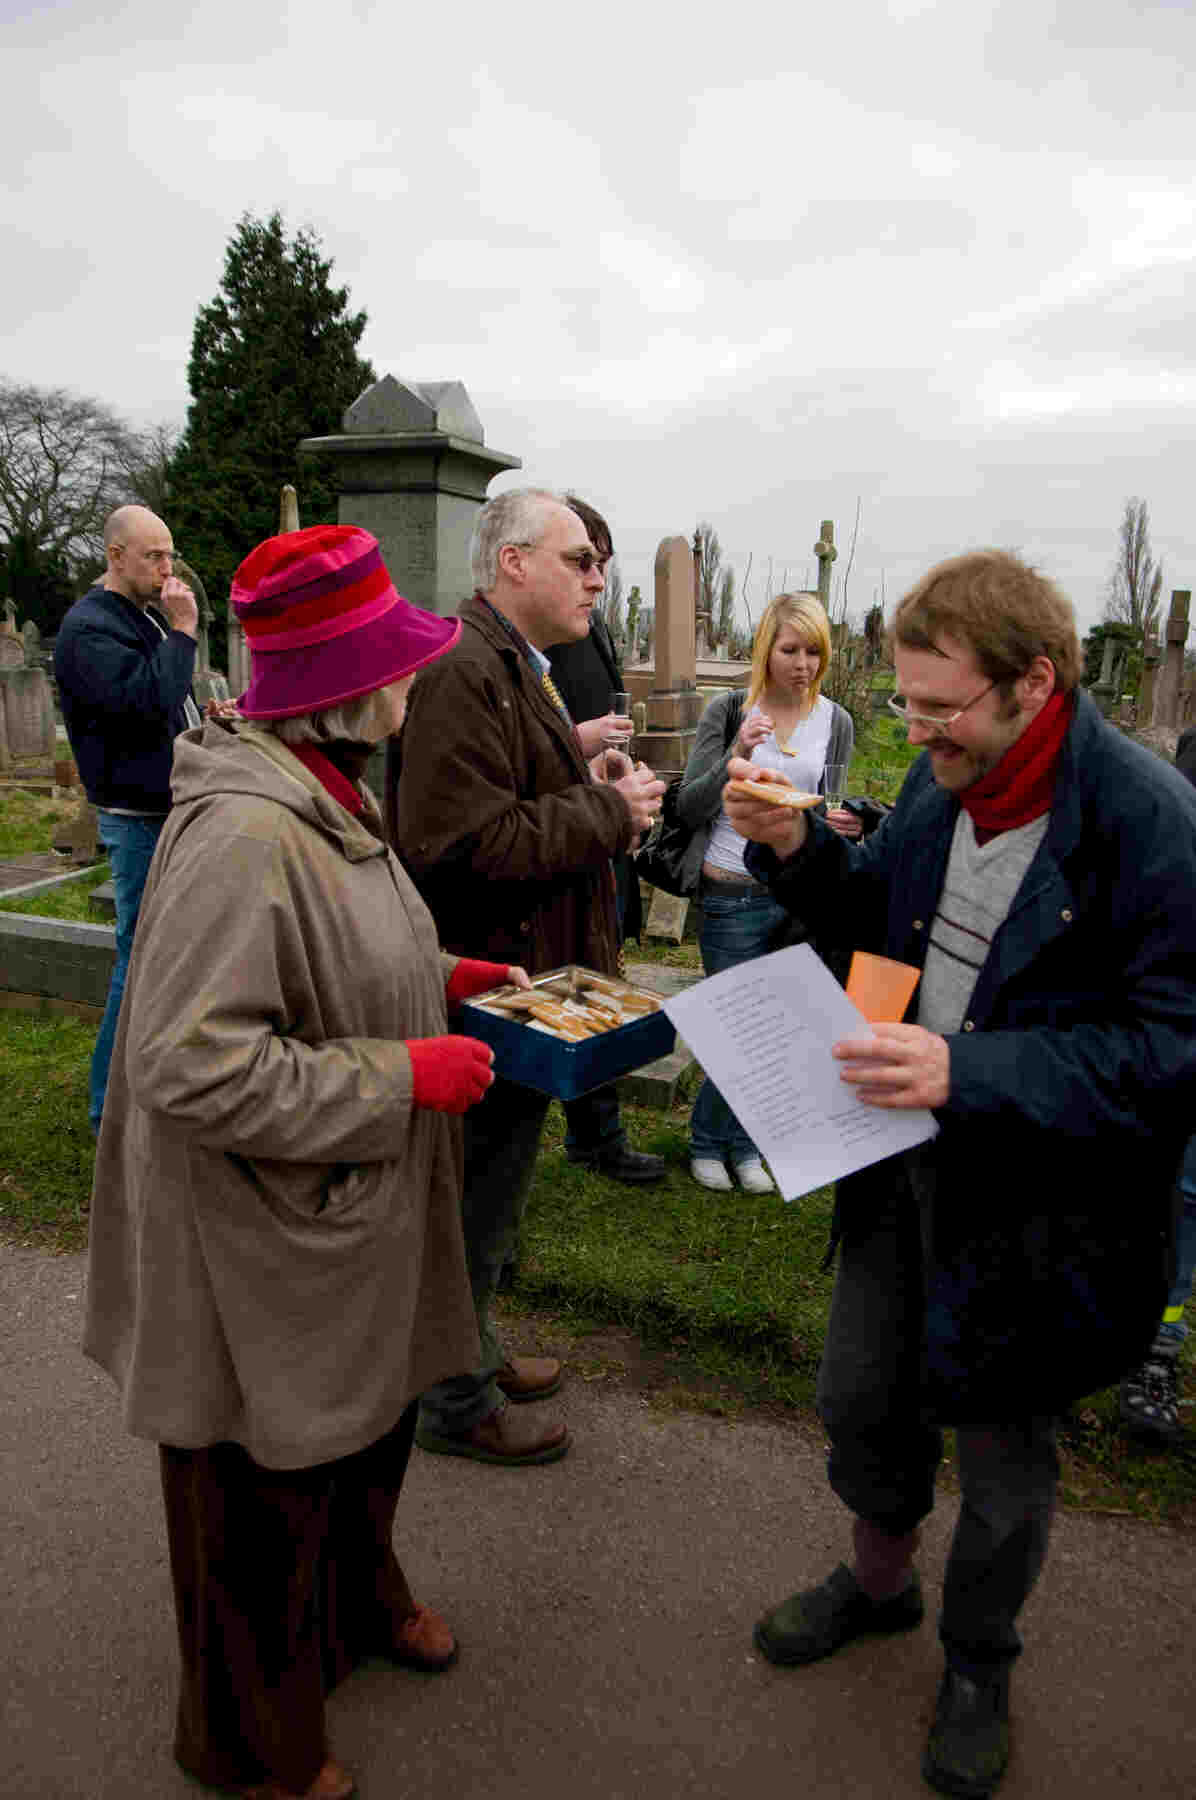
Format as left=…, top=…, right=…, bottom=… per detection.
left=232, top=524, right=460, bottom=719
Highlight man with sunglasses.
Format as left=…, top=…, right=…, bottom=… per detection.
left=723, top=550, right=1196, bottom=1798
left=392, top=487, right=664, bottom=1468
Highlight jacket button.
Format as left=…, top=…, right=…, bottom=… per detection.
left=962, top=1020, right=975, bottom=1032
left=518, top=920, right=531, bottom=934
left=1060, top=908, right=1073, bottom=922
left=913, top=919, right=924, bottom=931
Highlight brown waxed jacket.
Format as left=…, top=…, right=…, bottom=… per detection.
left=390, top=595, right=629, bottom=976
left=83, top=719, right=479, bottom=1471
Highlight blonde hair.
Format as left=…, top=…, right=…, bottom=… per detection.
left=747, top=592, right=832, bottom=710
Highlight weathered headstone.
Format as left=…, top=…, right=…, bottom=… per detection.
left=0, top=633, right=23, bottom=671
left=638, top=536, right=706, bottom=934
left=1151, top=590, right=1190, bottom=728
left=1, top=666, right=56, bottom=758
left=52, top=799, right=101, bottom=865
left=1139, top=627, right=1159, bottom=723
left=176, top=558, right=230, bottom=710
left=644, top=887, right=688, bottom=943
left=814, top=520, right=837, bottom=612
left=299, top=375, right=521, bottom=619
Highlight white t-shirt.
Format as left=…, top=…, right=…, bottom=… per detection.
left=705, top=695, right=833, bottom=876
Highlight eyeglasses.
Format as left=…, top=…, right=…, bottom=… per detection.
left=887, top=682, right=995, bottom=731
left=512, top=542, right=606, bottom=575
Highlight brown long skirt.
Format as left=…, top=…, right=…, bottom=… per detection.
left=159, top=1402, right=419, bottom=1793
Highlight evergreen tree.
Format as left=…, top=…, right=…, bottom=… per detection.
left=170, top=212, right=375, bottom=666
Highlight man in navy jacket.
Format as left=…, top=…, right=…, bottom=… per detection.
left=724, top=551, right=1196, bottom=1799
left=55, top=505, right=200, bottom=1130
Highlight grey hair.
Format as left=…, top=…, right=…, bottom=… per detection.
left=265, top=686, right=398, bottom=748
left=469, top=486, right=567, bottom=593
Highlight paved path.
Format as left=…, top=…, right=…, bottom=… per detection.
left=3, top=1243, right=1194, bottom=1799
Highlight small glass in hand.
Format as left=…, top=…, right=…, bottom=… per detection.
left=603, top=691, right=633, bottom=776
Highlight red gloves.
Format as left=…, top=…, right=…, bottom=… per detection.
left=444, top=958, right=512, bottom=1008
left=407, top=1036, right=494, bottom=1114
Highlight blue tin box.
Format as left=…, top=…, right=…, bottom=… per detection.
left=462, top=965, right=676, bottom=1101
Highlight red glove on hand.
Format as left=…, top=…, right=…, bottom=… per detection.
left=407, top=1036, right=495, bottom=1114
left=444, top=958, right=511, bottom=1008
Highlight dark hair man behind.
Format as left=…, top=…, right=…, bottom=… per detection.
left=544, top=494, right=664, bottom=1185
left=54, top=505, right=200, bottom=1132
left=723, top=549, right=1196, bottom=1799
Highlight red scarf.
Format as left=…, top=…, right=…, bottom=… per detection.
left=287, top=744, right=365, bottom=817
left=959, top=689, right=1072, bottom=841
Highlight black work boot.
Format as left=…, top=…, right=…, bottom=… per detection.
left=753, top=1562, right=923, bottom=1666
left=922, top=1663, right=1011, bottom=1798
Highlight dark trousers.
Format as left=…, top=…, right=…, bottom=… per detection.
left=419, top=1076, right=551, bottom=1435
left=816, top=1181, right=1058, bottom=1677
left=160, top=1403, right=418, bottom=1792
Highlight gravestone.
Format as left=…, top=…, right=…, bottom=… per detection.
left=299, top=375, right=521, bottom=618
left=814, top=520, right=837, bottom=612
left=175, top=558, right=230, bottom=711
left=1151, top=591, right=1190, bottom=728
left=52, top=798, right=101, bottom=865
left=1090, top=634, right=1121, bottom=718
left=641, top=537, right=702, bottom=776
left=1139, top=627, right=1159, bottom=722
left=2, top=667, right=56, bottom=758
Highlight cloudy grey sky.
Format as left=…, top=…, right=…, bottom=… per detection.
left=5, top=0, right=1194, bottom=638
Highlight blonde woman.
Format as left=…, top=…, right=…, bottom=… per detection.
left=676, top=592, right=859, bottom=1193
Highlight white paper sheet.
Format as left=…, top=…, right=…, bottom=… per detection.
left=663, top=943, right=938, bottom=1202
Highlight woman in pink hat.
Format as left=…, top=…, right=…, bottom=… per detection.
left=84, top=525, right=531, bottom=1800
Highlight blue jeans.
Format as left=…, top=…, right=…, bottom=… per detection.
left=1159, top=1135, right=1196, bottom=1346
left=688, top=881, right=790, bottom=1166
left=91, top=812, right=165, bottom=1132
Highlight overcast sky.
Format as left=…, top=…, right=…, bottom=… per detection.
left=5, top=0, right=1194, bottom=640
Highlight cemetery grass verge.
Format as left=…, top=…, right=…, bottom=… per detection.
left=0, top=1015, right=1192, bottom=1526
left=0, top=863, right=111, bottom=921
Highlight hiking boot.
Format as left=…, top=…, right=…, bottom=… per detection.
left=923, top=1665, right=1010, bottom=1798
left=1119, top=1335, right=1181, bottom=1445
left=753, top=1562, right=923, bottom=1666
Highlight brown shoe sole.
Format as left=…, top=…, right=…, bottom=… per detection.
left=415, top=1423, right=570, bottom=1465
left=495, top=1370, right=563, bottom=1403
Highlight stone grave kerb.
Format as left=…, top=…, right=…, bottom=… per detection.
left=299, top=375, right=522, bottom=619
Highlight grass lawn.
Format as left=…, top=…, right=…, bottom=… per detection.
left=0, top=864, right=111, bottom=921
left=0, top=1006, right=1192, bottom=1526
left=0, top=788, right=83, bottom=857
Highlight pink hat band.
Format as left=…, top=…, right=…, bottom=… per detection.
left=232, top=524, right=460, bottom=720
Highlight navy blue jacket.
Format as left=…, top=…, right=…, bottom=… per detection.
left=747, top=690, right=1196, bottom=1417
left=55, top=585, right=197, bottom=812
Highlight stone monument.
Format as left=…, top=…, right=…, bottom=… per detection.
left=640, top=537, right=706, bottom=942
left=1139, top=626, right=1159, bottom=723
left=299, top=375, right=521, bottom=618
left=0, top=604, right=56, bottom=775
left=1151, top=590, right=1190, bottom=729
left=175, top=558, right=230, bottom=712
left=814, top=520, right=837, bottom=613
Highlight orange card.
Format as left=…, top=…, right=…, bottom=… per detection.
left=846, top=952, right=921, bottom=1024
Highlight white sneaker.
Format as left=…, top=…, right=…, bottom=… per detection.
left=733, top=1158, right=775, bottom=1194
left=690, top=1157, right=733, bottom=1191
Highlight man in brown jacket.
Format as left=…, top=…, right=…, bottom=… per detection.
left=392, top=487, right=664, bottom=1466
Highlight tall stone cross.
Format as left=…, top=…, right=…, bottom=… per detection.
left=1151, top=589, right=1191, bottom=729
left=814, top=520, right=837, bottom=612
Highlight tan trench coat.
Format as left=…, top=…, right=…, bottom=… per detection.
left=83, top=722, right=479, bottom=1470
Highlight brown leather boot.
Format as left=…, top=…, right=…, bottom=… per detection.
left=416, top=1404, right=569, bottom=1465
left=495, top=1353, right=563, bottom=1402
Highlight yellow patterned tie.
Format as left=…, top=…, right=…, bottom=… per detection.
left=541, top=667, right=571, bottom=721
